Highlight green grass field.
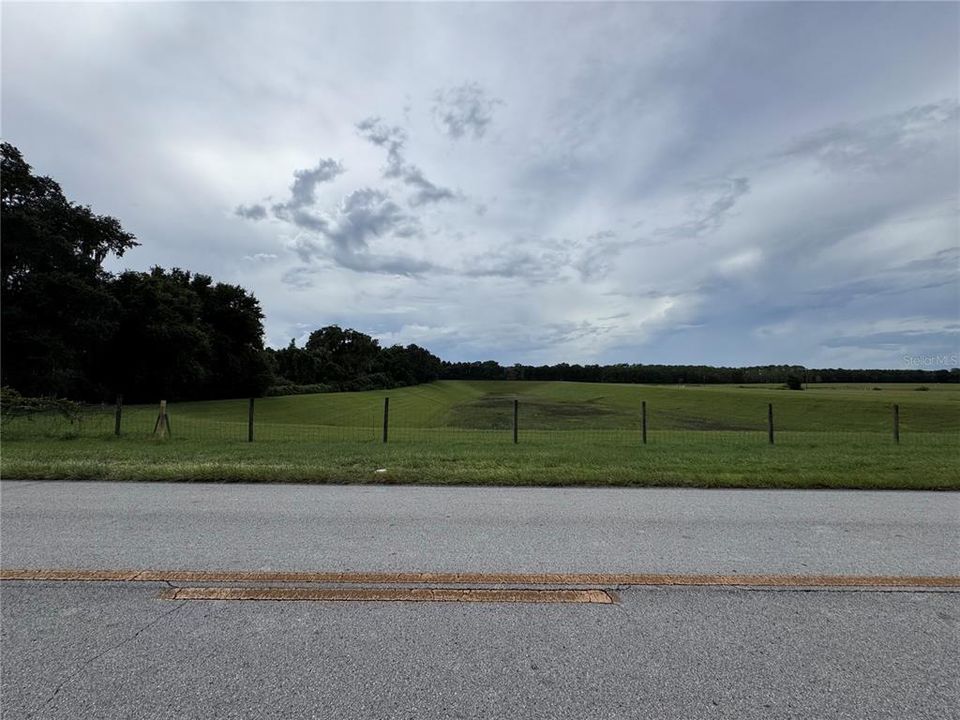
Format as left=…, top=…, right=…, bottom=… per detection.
left=2, top=381, right=958, bottom=488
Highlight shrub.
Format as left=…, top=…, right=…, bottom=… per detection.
left=0, top=386, right=83, bottom=425
left=264, top=383, right=335, bottom=397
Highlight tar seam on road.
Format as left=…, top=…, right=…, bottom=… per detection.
left=2, top=569, right=959, bottom=589
left=157, top=587, right=615, bottom=603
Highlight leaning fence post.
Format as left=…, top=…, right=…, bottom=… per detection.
left=154, top=400, right=170, bottom=438
left=513, top=399, right=519, bottom=444
left=767, top=403, right=774, bottom=445
left=114, top=395, right=123, bottom=437
left=893, top=404, right=900, bottom=444
left=382, top=397, right=389, bottom=444
left=642, top=400, right=648, bottom=445
left=248, top=397, right=255, bottom=442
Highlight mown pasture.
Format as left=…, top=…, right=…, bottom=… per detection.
left=3, top=381, right=957, bottom=488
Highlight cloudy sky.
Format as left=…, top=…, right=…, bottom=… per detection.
left=2, top=2, right=958, bottom=368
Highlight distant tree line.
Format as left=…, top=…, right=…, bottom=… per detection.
left=1, top=142, right=955, bottom=404
left=439, top=361, right=958, bottom=386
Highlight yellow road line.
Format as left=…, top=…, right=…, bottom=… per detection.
left=159, top=587, right=614, bottom=603
left=2, top=568, right=958, bottom=588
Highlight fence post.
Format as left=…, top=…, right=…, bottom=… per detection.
left=641, top=401, right=647, bottom=445
left=248, top=398, right=255, bottom=442
left=382, top=397, right=389, bottom=444
left=114, top=395, right=123, bottom=437
left=768, top=403, right=774, bottom=445
left=513, top=399, right=519, bottom=444
left=154, top=400, right=169, bottom=438
left=893, top=404, right=900, bottom=444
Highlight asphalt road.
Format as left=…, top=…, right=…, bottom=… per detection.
left=2, top=481, right=958, bottom=575
left=2, top=481, right=958, bottom=719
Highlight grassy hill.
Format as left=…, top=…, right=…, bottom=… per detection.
left=165, top=380, right=959, bottom=433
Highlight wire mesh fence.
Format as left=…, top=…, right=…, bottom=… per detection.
left=3, top=391, right=957, bottom=449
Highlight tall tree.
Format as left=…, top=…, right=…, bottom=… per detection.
left=1, top=142, right=138, bottom=397
left=105, top=268, right=271, bottom=401
left=305, top=326, right=382, bottom=382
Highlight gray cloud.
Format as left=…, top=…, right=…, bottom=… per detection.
left=356, top=116, right=458, bottom=206
left=330, top=252, right=434, bottom=277
left=573, top=232, right=634, bottom=282
left=286, top=188, right=430, bottom=277
left=236, top=158, right=344, bottom=232
left=459, top=231, right=633, bottom=284
left=822, top=327, right=959, bottom=351
left=235, top=203, right=267, bottom=220
left=282, top=249, right=432, bottom=286
left=784, top=99, right=959, bottom=173
left=432, top=82, right=502, bottom=140
left=395, top=164, right=457, bottom=207
left=356, top=116, right=406, bottom=159
left=655, top=177, right=750, bottom=240
left=280, top=265, right=321, bottom=290
left=272, top=205, right=329, bottom=233
left=266, top=157, right=345, bottom=232
left=323, top=188, right=416, bottom=252
left=462, top=248, right=555, bottom=281
left=800, top=247, right=960, bottom=308
left=289, top=158, right=345, bottom=207
left=239, top=148, right=432, bottom=275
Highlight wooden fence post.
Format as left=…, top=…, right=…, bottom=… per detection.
left=248, top=398, right=255, bottom=442
left=513, top=399, right=519, bottom=444
left=893, top=404, right=900, bottom=444
left=154, top=400, right=170, bottom=438
left=642, top=401, right=647, bottom=445
left=768, top=403, right=774, bottom=445
left=382, top=397, right=389, bottom=444
left=114, top=395, right=122, bottom=437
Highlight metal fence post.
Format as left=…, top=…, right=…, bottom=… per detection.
left=382, top=397, right=389, bottom=444
left=642, top=400, right=647, bottom=445
left=513, top=399, right=519, bottom=444
left=893, top=404, right=900, bottom=444
left=114, top=395, right=122, bottom=437
left=248, top=397, right=255, bottom=442
left=768, top=403, right=774, bottom=445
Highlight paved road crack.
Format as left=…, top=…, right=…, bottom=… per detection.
left=27, top=599, right=187, bottom=719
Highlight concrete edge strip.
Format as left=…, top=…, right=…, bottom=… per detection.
left=158, top=587, right=614, bottom=603
left=2, top=569, right=959, bottom=588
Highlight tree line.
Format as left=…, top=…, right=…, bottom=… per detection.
left=1, top=142, right=955, bottom=404
left=439, top=361, right=959, bottom=385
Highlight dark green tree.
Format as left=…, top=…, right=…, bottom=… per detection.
left=305, top=326, right=382, bottom=382
left=106, top=268, right=270, bottom=401
left=1, top=142, right=138, bottom=397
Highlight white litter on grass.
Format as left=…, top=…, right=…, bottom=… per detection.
left=374, top=468, right=387, bottom=474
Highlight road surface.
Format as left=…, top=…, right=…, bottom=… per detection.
left=2, top=481, right=958, bottom=719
